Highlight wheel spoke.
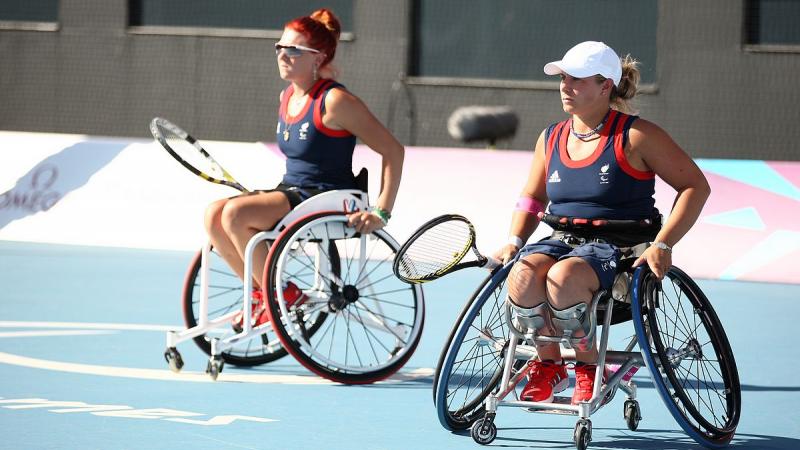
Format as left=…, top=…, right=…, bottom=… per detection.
left=640, top=269, right=740, bottom=443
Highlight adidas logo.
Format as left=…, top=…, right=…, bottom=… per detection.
left=548, top=170, right=561, bottom=183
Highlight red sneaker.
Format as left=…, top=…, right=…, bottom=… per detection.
left=520, top=360, right=568, bottom=402
left=232, top=289, right=267, bottom=332
left=231, top=282, right=307, bottom=332
left=571, top=364, right=611, bottom=405
left=280, top=281, right=308, bottom=310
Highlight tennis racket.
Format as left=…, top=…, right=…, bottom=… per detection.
left=393, top=214, right=501, bottom=284
left=149, top=117, right=248, bottom=192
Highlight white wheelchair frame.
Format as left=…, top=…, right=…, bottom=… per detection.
left=164, top=189, right=370, bottom=374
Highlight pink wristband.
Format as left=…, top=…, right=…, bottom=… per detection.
left=515, top=196, right=545, bottom=216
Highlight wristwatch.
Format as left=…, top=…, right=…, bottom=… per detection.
left=651, top=241, right=672, bottom=252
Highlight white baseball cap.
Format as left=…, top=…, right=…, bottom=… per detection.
left=544, top=41, right=622, bottom=86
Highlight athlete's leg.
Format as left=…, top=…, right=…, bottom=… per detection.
left=546, top=258, right=600, bottom=363
left=508, top=253, right=559, bottom=360
left=205, top=198, right=248, bottom=282
left=220, top=192, right=292, bottom=288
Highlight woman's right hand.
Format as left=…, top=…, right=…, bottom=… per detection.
left=493, top=244, right=520, bottom=265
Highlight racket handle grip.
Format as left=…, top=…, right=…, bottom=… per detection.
left=483, top=256, right=501, bottom=270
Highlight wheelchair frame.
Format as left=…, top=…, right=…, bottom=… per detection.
left=164, top=189, right=424, bottom=382
left=434, top=258, right=741, bottom=450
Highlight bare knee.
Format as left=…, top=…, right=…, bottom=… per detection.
left=546, top=259, right=598, bottom=310
left=205, top=199, right=228, bottom=236
left=508, top=256, right=552, bottom=308
left=220, top=200, right=281, bottom=236
left=220, top=201, right=247, bottom=235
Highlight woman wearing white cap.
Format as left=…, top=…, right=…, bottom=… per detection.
left=494, top=41, right=710, bottom=405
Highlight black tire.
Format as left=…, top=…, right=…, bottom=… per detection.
left=470, top=417, right=497, bottom=445
left=632, top=266, right=741, bottom=447
left=435, top=262, right=523, bottom=431
left=432, top=267, right=503, bottom=405
left=264, top=211, right=425, bottom=384
left=574, top=419, right=592, bottom=450
left=624, top=399, right=641, bottom=431
left=182, top=246, right=326, bottom=366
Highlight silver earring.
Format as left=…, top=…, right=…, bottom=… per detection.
left=313, top=65, right=318, bottom=80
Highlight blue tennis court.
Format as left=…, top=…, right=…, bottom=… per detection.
left=1, top=240, right=799, bottom=449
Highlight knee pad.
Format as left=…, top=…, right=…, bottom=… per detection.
left=551, top=303, right=593, bottom=349
left=611, top=272, right=632, bottom=303
left=507, top=300, right=552, bottom=333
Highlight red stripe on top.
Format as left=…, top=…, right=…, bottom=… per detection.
left=312, top=82, right=353, bottom=138
left=613, top=116, right=654, bottom=180
left=545, top=121, right=567, bottom=176
left=281, top=79, right=329, bottom=125
left=558, top=110, right=618, bottom=169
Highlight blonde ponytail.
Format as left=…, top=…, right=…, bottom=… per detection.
left=610, top=54, right=640, bottom=114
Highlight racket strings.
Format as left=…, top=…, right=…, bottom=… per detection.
left=397, top=220, right=473, bottom=279
left=159, top=124, right=224, bottom=179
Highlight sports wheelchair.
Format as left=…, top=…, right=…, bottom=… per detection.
left=163, top=172, right=425, bottom=384
left=433, top=220, right=741, bottom=449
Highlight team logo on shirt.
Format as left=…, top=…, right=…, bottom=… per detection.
left=601, top=259, right=617, bottom=271
left=599, top=164, right=610, bottom=184
left=299, top=122, right=310, bottom=140
left=548, top=170, right=561, bottom=183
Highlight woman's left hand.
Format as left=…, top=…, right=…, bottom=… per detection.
left=632, top=245, right=672, bottom=280
left=347, top=211, right=385, bottom=234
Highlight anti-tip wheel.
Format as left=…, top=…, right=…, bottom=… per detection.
left=470, top=416, right=497, bottom=445
left=164, top=347, right=184, bottom=373
left=624, top=399, right=641, bottom=431
left=574, top=419, right=592, bottom=450
left=206, top=357, right=224, bottom=381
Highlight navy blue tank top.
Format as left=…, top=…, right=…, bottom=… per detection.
left=545, top=110, right=657, bottom=220
left=277, top=79, right=358, bottom=190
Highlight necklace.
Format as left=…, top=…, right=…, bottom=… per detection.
left=571, top=110, right=611, bottom=141
left=283, top=123, right=291, bottom=141
left=283, top=94, right=308, bottom=141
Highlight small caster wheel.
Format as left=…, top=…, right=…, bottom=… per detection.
left=206, top=357, right=224, bottom=380
left=164, top=347, right=184, bottom=373
left=624, top=399, right=641, bottom=431
left=470, top=416, right=497, bottom=445
left=574, top=419, right=592, bottom=450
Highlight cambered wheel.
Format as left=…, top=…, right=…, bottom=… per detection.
left=182, top=246, right=295, bottom=366
left=434, top=263, right=524, bottom=431
left=632, top=266, right=741, bottom=447
left=264, top=212, right=424, bottom=384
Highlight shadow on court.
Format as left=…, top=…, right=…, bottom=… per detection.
left=478, top=427, right=800, bottom=449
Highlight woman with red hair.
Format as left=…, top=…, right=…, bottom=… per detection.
left=204, top=9, right=404, bottom=327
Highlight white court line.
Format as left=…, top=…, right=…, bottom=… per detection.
left=0, top=321, right=178, bottom=332
left=0, top=330, right=116, bottom=338
left=0, top=351, right=434, bottom=385
left=0, top=320, right=435, bottom=385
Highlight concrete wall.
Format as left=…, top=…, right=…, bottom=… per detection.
left=0, top=0, right=798, bottom=160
